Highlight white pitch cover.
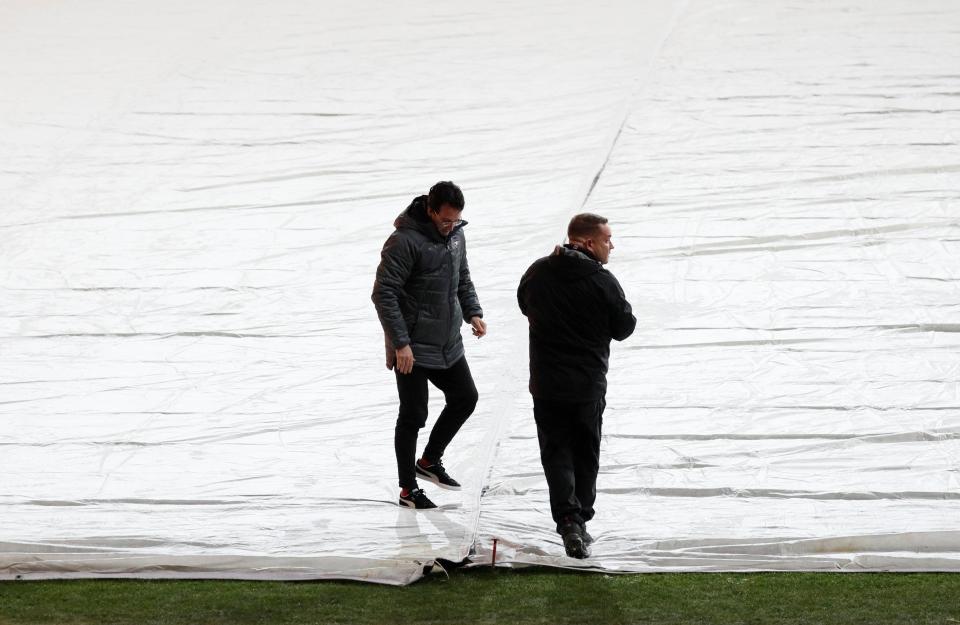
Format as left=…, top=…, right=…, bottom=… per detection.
left=1, top=0, right=958, bottom=584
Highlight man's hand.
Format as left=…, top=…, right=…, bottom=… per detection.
left=395, top=345, right=415, bottom=374
left=470, top=316, right=487, bottom=339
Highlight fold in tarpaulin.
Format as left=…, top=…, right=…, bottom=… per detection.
left=2, top=0, right=959, bottom=584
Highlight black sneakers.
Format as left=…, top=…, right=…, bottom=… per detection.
left=415, top=460, right=461, bottom=491
left=397, top=459, right=458, bottom=508
left=398, top=487, right=437, bottom=510
left=559, top=518, right=590, bottom=559
left=581, top=523, right=595, bottom=546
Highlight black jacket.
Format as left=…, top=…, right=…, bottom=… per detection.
left=517, top=245, right=636, bottom=401
left=372, top=196, right=483, bottom=370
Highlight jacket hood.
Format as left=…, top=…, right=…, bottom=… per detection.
left=547, top=244, right=603, bottom=280
left=394, top=195, right=467, bottom=241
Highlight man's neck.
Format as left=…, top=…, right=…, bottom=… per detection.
left=564, top=242, right=598, bottom=262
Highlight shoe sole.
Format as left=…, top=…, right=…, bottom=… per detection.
left=398, top=499, right=436, bottom=510
left=415, top=467, right=462, bottom=491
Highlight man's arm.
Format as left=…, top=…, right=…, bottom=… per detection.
left=516, top=260, right=539, bottom=317
left=604, top=273, right=637, bottom=341
left=457, top=238, right=483, bottom=322
left=372, top=232, right=417, bottom=350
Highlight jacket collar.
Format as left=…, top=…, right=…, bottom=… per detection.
left=548, top=244, right=603, bottom=279
left=555, top=243, right=600, bottom=263
left=395, top=195, right=467, bottom=242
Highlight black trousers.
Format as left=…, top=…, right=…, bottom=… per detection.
left=533, top=397, right=605, bottom=533
left=394, top=357, right=478, bottom=489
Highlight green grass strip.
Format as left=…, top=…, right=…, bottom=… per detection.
left=2, top=569, right=959, bottom=625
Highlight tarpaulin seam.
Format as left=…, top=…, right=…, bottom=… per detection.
left=466, top=0, right=692, bottom=563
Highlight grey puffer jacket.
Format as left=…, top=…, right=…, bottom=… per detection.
left=372, top=195, right=483, bottom=370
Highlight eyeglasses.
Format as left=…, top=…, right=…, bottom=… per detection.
left=439, top=219, right=463, bottom=227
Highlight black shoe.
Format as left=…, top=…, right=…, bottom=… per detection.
left=559, top=519, right=590, bottom=559
left=399, top=488, right=437, bottom=509
left=579, top=521, right=594, bottom=546
left=415, top=460, right=461, bottom=491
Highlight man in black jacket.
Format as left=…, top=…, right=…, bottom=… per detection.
left=372, top=181, right=487, bottom=510
left=517, top=213, right=636, bottom=558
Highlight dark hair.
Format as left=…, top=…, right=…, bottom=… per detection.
left=427, top=181, right=465, bottom=213
left=567, top=213, right=608, bottom=240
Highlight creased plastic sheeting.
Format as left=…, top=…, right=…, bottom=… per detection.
left=3, top=0, right=958, bottom=583
left=0, top=1, right=682, bottom=582
left=474, top=0, right=960, bottom=571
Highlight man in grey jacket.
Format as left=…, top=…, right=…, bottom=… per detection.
left=372, top=181, right=486, bottom=509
